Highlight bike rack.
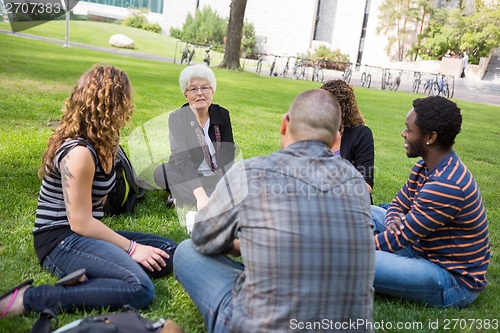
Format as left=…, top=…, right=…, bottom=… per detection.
left=174, top=41, right=214, bottom=65
left=238, top=51, right=458, bottom=99
left=448, top=75, right=455, bottom=98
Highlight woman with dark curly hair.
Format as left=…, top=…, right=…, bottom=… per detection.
left=0, top=65, right=176, bottom=319
left=320, top=79, right=374, bottom=192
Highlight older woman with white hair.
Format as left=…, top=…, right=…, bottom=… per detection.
left=154, top=64, right=235, bottom=210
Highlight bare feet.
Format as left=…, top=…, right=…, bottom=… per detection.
left=63, top=273, right=88, bottom=286
left=161, top=320, right=185, bottom=333
left=0, top=284, right=31, bottom=318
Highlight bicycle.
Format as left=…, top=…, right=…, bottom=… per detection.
left=381, top=69, right=402, bottom=91
left=381, top=68, right=390, bottom=90
left=311, top=59, right=324, bottom=82
left=180, top=43, right=190, bottom=64
left=360, top=65, right=372, bottom=88
left=391, top=70, right=403, bottom=91
left=292, top=58, right=307, bottom=80
left=255, top=54, right=263, bottom=74
left=203, top=46, right=212, bottom=66
left=422, top=73, right=436, bottom=95
left=282, top=56, right=291, bottom=78
left=432, top=74, right=450, bottom=98
left=412, top=71, right=422, bottom=93
left=187, top=47, right=195, bottom=65
left=342, top=63, right=352, bottom=83
left=269, top=55, right=278, bottom=76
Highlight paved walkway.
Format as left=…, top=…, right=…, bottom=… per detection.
left=2, top=29, right=499, bottom=107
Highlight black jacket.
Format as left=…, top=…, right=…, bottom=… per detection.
left=340, top=125, right=374, bottom=189
left=167, top=103, right=235, bottom=191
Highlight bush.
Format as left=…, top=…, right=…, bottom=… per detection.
left=122, top=8, right=161, bottom=34
left=299, top=45, right=350, bottom=70
left=171, top=6, right=258, bottom=57
left=241, top=22, right=258, bottom=59
left=144, top=23, right=162, bottom=34
left=311, top=45, right=349, bottom=62
left=170, top=6, right=226, bottom=47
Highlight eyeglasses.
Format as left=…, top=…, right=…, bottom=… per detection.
left=185, top=86, right=213, bottom=94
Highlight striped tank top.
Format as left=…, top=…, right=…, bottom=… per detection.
left=33, top=138, right=115, bottom=263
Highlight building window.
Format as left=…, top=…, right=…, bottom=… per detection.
left=85, top=0, right=164, bottom=14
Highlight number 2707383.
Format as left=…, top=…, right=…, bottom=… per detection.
left=5, top=2, right=62, bottom=15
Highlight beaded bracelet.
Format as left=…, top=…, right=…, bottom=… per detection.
left=127, top=240, right=136, bottom=255
left=128, top=241, right=137, bottom=256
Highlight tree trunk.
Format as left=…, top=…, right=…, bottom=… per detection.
left=414, top=8, right=428, bottom=61
left=219, top=0, right=248, bottom=70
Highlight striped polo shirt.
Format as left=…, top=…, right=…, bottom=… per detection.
left=375, top=151, right=490, bottom=291
left=34, top=138, right=115, bottom=263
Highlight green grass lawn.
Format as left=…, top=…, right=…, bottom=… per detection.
left=0, top=20, right=225, bottom=66
left=0, top=23, right=499, bottom=333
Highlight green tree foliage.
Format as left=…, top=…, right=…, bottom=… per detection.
left=0, top=1, right=7, bottom=20
left=309, top=45, right=349, bottom=63
left=415, top=8, right=465, bottom=60
left=122, top=8, right=162, bottom=34
left=170, top=6, right=227, bottom=47
left=415, top=2, right=500, bottom=64
left=377, top=0, right=433, bottom=61
left=171, top=6, right=257, bottom=57
left=460, top=3, right=500, bottom=63
left=241, top=21, right=257, bottom=58
left=298, top=45, right=350, bottom=70
left=381, top=0, right=500, bottom=64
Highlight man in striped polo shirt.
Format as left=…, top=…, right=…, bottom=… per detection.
left=371, top=96, right=490, bottom=308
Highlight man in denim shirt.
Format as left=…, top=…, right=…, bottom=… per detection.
left=174, top=89, right=375, bottom=333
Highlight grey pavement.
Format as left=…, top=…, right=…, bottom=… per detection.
left=258, top=66, right=500, bottom=107
left=2, top=29, right=499, bottom=107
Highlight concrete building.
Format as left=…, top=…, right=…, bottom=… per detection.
left=75, top=0, right=482, bottom=67
left=74, top=0, right=165, bottom=30
left=163, top=0, right=389, bottom=66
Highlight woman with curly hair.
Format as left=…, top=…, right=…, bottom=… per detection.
left=320, top=79, right=374, bottom=192
left=0, top=65, right=176, bottom=319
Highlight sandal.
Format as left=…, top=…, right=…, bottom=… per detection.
left=0, top=279, right=33, bottom=318
left=166, top=194, right=176, bottom=209
left=55, top=268, right=87, bottom=286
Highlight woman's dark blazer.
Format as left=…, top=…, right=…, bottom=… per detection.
left=167, top=103, right=235, bottom=191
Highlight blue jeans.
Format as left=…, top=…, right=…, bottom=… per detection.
left=371, top=206, right=481, bottom=308
left=24, top=231, right=176, bottom=313
left=174, top=240, right=243, bottom=333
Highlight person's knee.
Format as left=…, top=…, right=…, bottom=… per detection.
left=175, top=239, right=193, bottom=259
left=174, top=239, right=196, bottom=267
left=370, top=205, right=387, bottom=233
left=132, top=279, right=156, bottom=309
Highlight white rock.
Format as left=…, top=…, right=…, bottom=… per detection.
left=109, top=34, right=135, bottom=49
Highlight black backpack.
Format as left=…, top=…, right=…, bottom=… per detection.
left=30, top=306, right=167, bottom=333
left=103, top=145, right=147, bottom=216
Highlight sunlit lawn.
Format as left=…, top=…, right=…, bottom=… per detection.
left=0, top=23, right=498, bottom=332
